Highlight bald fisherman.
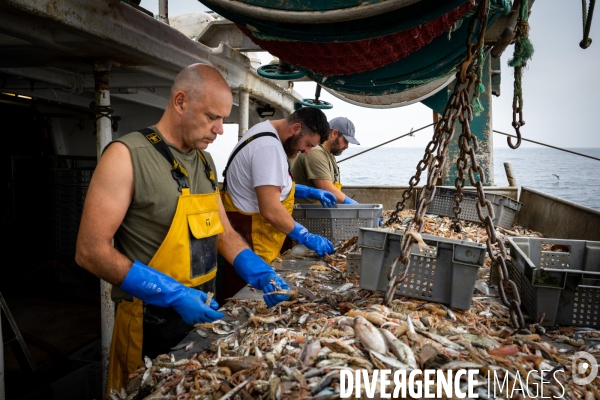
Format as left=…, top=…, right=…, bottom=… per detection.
left=76, top=64, right=290, bottom=393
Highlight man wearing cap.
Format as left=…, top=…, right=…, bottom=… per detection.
left=292, top=117, right=360, bottom=204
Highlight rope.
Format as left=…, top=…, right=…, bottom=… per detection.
left=337, top=123, right=435, bottom=164
left=449, top=0, right=511, bottom=34
left=493, top=130, right=600, bottom=162
left=471, top=47, right=487, bottom=116
left=508, top=0, right=534, bottom=68
left=337, top=126, right=600, bottom=164
left=507, top=0, right=534, bottom=149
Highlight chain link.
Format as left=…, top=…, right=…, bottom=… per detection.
left=508, top=2, right=531, bottom=149
left=456, top=112, right=529, bottom=332
left=385, top=0, right=531, bottom=333
left=384, top=0, right=490, bottom=305
left=450, top=6, right=529, bottom=334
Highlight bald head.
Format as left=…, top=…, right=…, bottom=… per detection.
left=171, top=64, right=230, bottom=103
left=157, top=64, right=233, bottom=152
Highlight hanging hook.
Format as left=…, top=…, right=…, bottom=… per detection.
left=580, top=0, right=596, bottom=49
left=508, top=125, right=523, bottom=149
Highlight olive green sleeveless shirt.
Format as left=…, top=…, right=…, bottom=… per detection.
left=111, top=126, right=218, bottom=301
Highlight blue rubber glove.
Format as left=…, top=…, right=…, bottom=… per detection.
left=287, top=222, right=334, bottom=257
left=294, top=184, right=336, bottom=208
left=232, top=249, right=290, bottom=307
left=120, top=261, right=224, bottom=324
left=342, top=196, right=359, bottom=205
left=378, top=217, right=383, bottom=227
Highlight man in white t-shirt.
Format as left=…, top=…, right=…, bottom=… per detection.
left=219, top=107, right=337, bottom=300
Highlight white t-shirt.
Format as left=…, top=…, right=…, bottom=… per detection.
left=225, top=120, right=293, bottom=213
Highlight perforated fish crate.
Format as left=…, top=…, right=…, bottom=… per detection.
left=358, top=228, right=486, bottom=310
left=292, top=204, right=383, bottom=244
left=68, top=339, right=101, bottom=365
left=504, top=236, right=600, bottom=327
left=22, top=363, right=102, bottom=400
left=422, top=187, right=522, bottom=229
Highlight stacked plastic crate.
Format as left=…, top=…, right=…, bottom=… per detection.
left=358, top=228, right=486, bottom=310
left=46, top=163, right=98, bottom=288
left=506, top=237, right=600, bottom=327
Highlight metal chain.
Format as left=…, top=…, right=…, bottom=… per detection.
left=456, top=125, right=529, bottom=332
left=451, top=5, right=529, bottom=334
left=509, top=65, right=524, bottom=149
left=452, top=33, right=488, bottom=232
left=508, top=1, right=531, bottom=149
left=384, top=0, right=490, bottom=306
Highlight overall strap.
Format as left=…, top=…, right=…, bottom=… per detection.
left=138, top=128, right=195, bottom=192
left=222, top=132, right=278, bottom=191
left=197, top=150, right=217, bottom=192
left=319, top=144, right=340, bottom=183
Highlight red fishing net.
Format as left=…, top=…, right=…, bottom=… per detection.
left=238, top=2, right=475, bottom=76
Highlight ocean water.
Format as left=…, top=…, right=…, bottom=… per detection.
left=209, top=145, right=600, bottom=211
left=336, top=147, right=600, bottom=211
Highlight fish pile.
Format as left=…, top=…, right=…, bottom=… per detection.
left=381, top=209, right=544, bottom=244
left=115, top=211, right=598, bottom=400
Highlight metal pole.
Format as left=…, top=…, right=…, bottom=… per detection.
left=238, top=90, right=249, bottom=140
left=158, top=0, right=169, bottom=25
left=0, top=306, right=4, bottom=400
left=503, top=162, right=517, bottom=186
left=93, top=62, right=115, bottom=396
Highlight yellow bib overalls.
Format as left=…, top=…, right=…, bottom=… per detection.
left=216, top=132, right=295, bottom=302
left=106, top=129, right=223, bottom=394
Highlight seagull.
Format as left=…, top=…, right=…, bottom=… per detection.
left=552, top=174, right=560, bottom=180
left=409, top=127, right=414, bottom=137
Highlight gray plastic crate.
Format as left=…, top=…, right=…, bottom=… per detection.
left=358, top=228, right=486, bottom=310
left=509, top=237, right=600, bottom=278
left=490, top=237, right=600, bottom=286
left=422, top=187, right=522, bottom=229
left=502, top=237, right=600, bottom=327
left=346, top=252, right=361, bottom=275
left=508, top=259, right=600, bottom=327
left=292, top=204, right=383, bottom=243
left=68, top=339, right=101, bottom=365
left=20, top=363, right=103, bottom=400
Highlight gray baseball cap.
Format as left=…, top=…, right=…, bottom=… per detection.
left=329, top=117, right=359, bottom=145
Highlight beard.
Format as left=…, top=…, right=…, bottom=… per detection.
left=282, top=134, right=302, bottom=158
left=330, top=138, right=345, bottom=156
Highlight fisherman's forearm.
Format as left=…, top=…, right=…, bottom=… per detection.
left=313, top=179, right=346, bottom=203
left=217, top=228, right=251, bottom=265
left=75, top=242, right=132, bottom=286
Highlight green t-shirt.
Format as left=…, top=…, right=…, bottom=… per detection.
left=110, top=126, right=218, bottom=302
left=291, top=145, right=340, bottom=203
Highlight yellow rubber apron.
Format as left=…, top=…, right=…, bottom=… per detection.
left=221, top=184, right=295, bottom=264
left=106, top=130, right=223, bottom=394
